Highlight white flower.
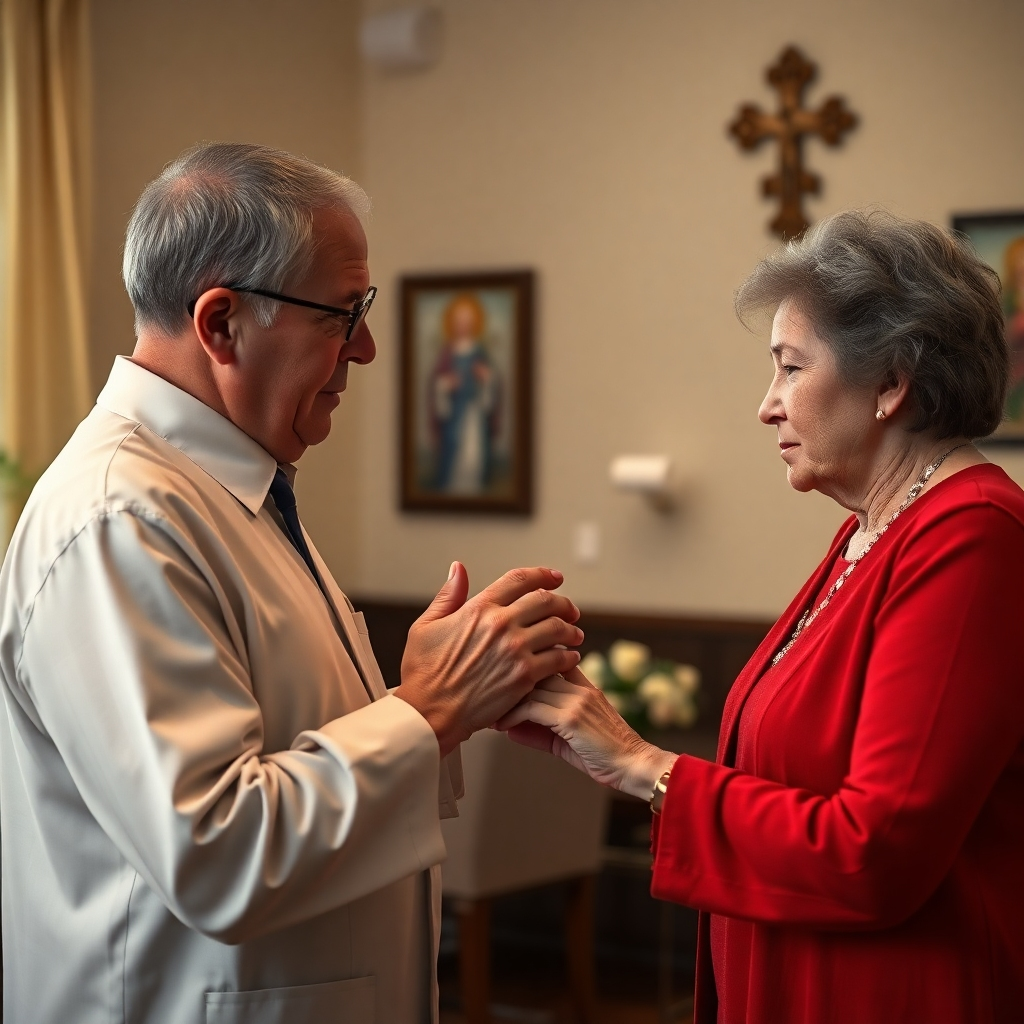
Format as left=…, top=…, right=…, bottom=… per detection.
left=642, top=676, right=699, bottom=729
left=578, top=651, right=608, bottom=688
left=646, top=696, right=678, bottom=729
left=608, top=640, right=651, bottom=683
left=638, top=672, right=676, bottom=704
left=673, top=664, right=701, bottom=695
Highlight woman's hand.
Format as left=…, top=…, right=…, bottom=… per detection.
left=494, top=667, right=678, bottom=800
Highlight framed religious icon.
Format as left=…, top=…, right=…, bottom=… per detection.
left=952, top=211, right=1024, bottom=443
left=399, top=270, right=534, bottom=513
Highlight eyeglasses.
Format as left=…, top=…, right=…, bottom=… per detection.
left=187, top=284, right=377, bottom=341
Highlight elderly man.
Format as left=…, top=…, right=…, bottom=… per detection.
left=0, top=143, right=582, bottom=1024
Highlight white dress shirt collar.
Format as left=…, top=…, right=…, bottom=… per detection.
left=96, top=356, right=278, bottom=515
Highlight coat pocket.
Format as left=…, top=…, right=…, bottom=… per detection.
left=205, top=975, right=374, bottom=1024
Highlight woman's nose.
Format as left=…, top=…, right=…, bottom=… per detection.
left=758, top=383, right=783, bottom=425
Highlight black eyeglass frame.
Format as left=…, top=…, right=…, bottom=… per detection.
left=187, top=284, right=377, bottom=341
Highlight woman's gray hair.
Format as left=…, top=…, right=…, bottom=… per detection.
left=735, top=209, right=1008, bottom=440
left=123, top=142, right=370, bottom=336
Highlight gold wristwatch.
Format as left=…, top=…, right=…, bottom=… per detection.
left=649, top=769, right=672, bottom=814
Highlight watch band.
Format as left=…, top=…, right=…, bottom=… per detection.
left=649, top=769, right=672, bottom=814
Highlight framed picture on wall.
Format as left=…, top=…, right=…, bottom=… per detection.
left=952, top=211, right=1024, bottom=443
left=399, top=270, right=534, bottom=513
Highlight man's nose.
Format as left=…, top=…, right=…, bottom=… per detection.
left=342, top=322, right=376, bottom=365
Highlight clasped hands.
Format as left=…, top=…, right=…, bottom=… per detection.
left=395, top=562, right=583, bottom=756
left=395, top=561, right=676, bottom=801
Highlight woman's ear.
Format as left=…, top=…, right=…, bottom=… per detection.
left=192, top=288, right=243, bottom=366
left=876, top=374, right=911, bottom=421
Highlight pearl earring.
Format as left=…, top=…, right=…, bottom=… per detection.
left=876, top=410, right=885, bottom=421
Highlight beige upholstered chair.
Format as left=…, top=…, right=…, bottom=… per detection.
left=441, top=729, right=610, bottom=1024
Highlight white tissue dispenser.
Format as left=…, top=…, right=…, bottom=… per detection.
left=609, top=454, right=675, bottom=511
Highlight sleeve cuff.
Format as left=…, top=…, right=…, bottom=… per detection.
left=439, top=746, right=465, bottom=819
left=296, top=693, right=447, bottom=877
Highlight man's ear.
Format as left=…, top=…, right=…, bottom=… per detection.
left=192, top=288, right=244, bottom=366
left=877, top=373, right=911, bottom=420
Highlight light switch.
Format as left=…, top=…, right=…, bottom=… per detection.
left=573, top=521, right=600, bottom=565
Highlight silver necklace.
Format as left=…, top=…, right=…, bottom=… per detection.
left=771, top=443, right=973, bottom=666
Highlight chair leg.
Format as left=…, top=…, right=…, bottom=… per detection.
left=456, top=897, right=492, bottom=1024
left=565, top=875, right=599, bottom=1024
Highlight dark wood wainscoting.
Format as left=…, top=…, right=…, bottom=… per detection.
left=351, top=597, right=774, bottom=742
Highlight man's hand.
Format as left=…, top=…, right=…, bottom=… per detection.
left=394, top=563, right=583, bottom=756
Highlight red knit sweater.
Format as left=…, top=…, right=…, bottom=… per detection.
left=651, top=464, right=1024, bottom=1023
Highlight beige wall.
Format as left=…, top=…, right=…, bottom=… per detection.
left=89, top=0, right=365, bottom=584
left=352, top=0, right=1024, bottom=617
left=87, top=0, right=1024, bottom=620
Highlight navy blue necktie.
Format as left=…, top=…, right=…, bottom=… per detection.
left=268, top=469, right=324, bottom=590
left=269, top=468, right=372, bottom=691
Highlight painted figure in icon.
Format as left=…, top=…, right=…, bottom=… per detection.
left=1003, top=236, right=1024, bottom=422
left=430, top=293, right=500, bottom=494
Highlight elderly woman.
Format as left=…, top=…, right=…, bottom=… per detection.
left=499, top=211, right=1024, bottom=1023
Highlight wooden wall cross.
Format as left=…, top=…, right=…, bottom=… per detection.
left=729, top=46, right=858, bottom=240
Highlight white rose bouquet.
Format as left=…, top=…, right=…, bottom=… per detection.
left=577, top=640, right=701, bottom=732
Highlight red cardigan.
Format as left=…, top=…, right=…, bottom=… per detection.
left=651, top=464, right=1024, bottom=1023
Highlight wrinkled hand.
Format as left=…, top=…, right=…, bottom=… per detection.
left=494, top=668, right=677, bottom=800
left=395, top=563, right=583, bottom=756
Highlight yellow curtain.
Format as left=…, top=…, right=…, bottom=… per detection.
left=1, top=0, right=92, bottom=521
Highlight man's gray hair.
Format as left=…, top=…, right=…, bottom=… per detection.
left=123, top=142, right=370, bottom=336
left=735, top=208, right=1008, bottom=440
